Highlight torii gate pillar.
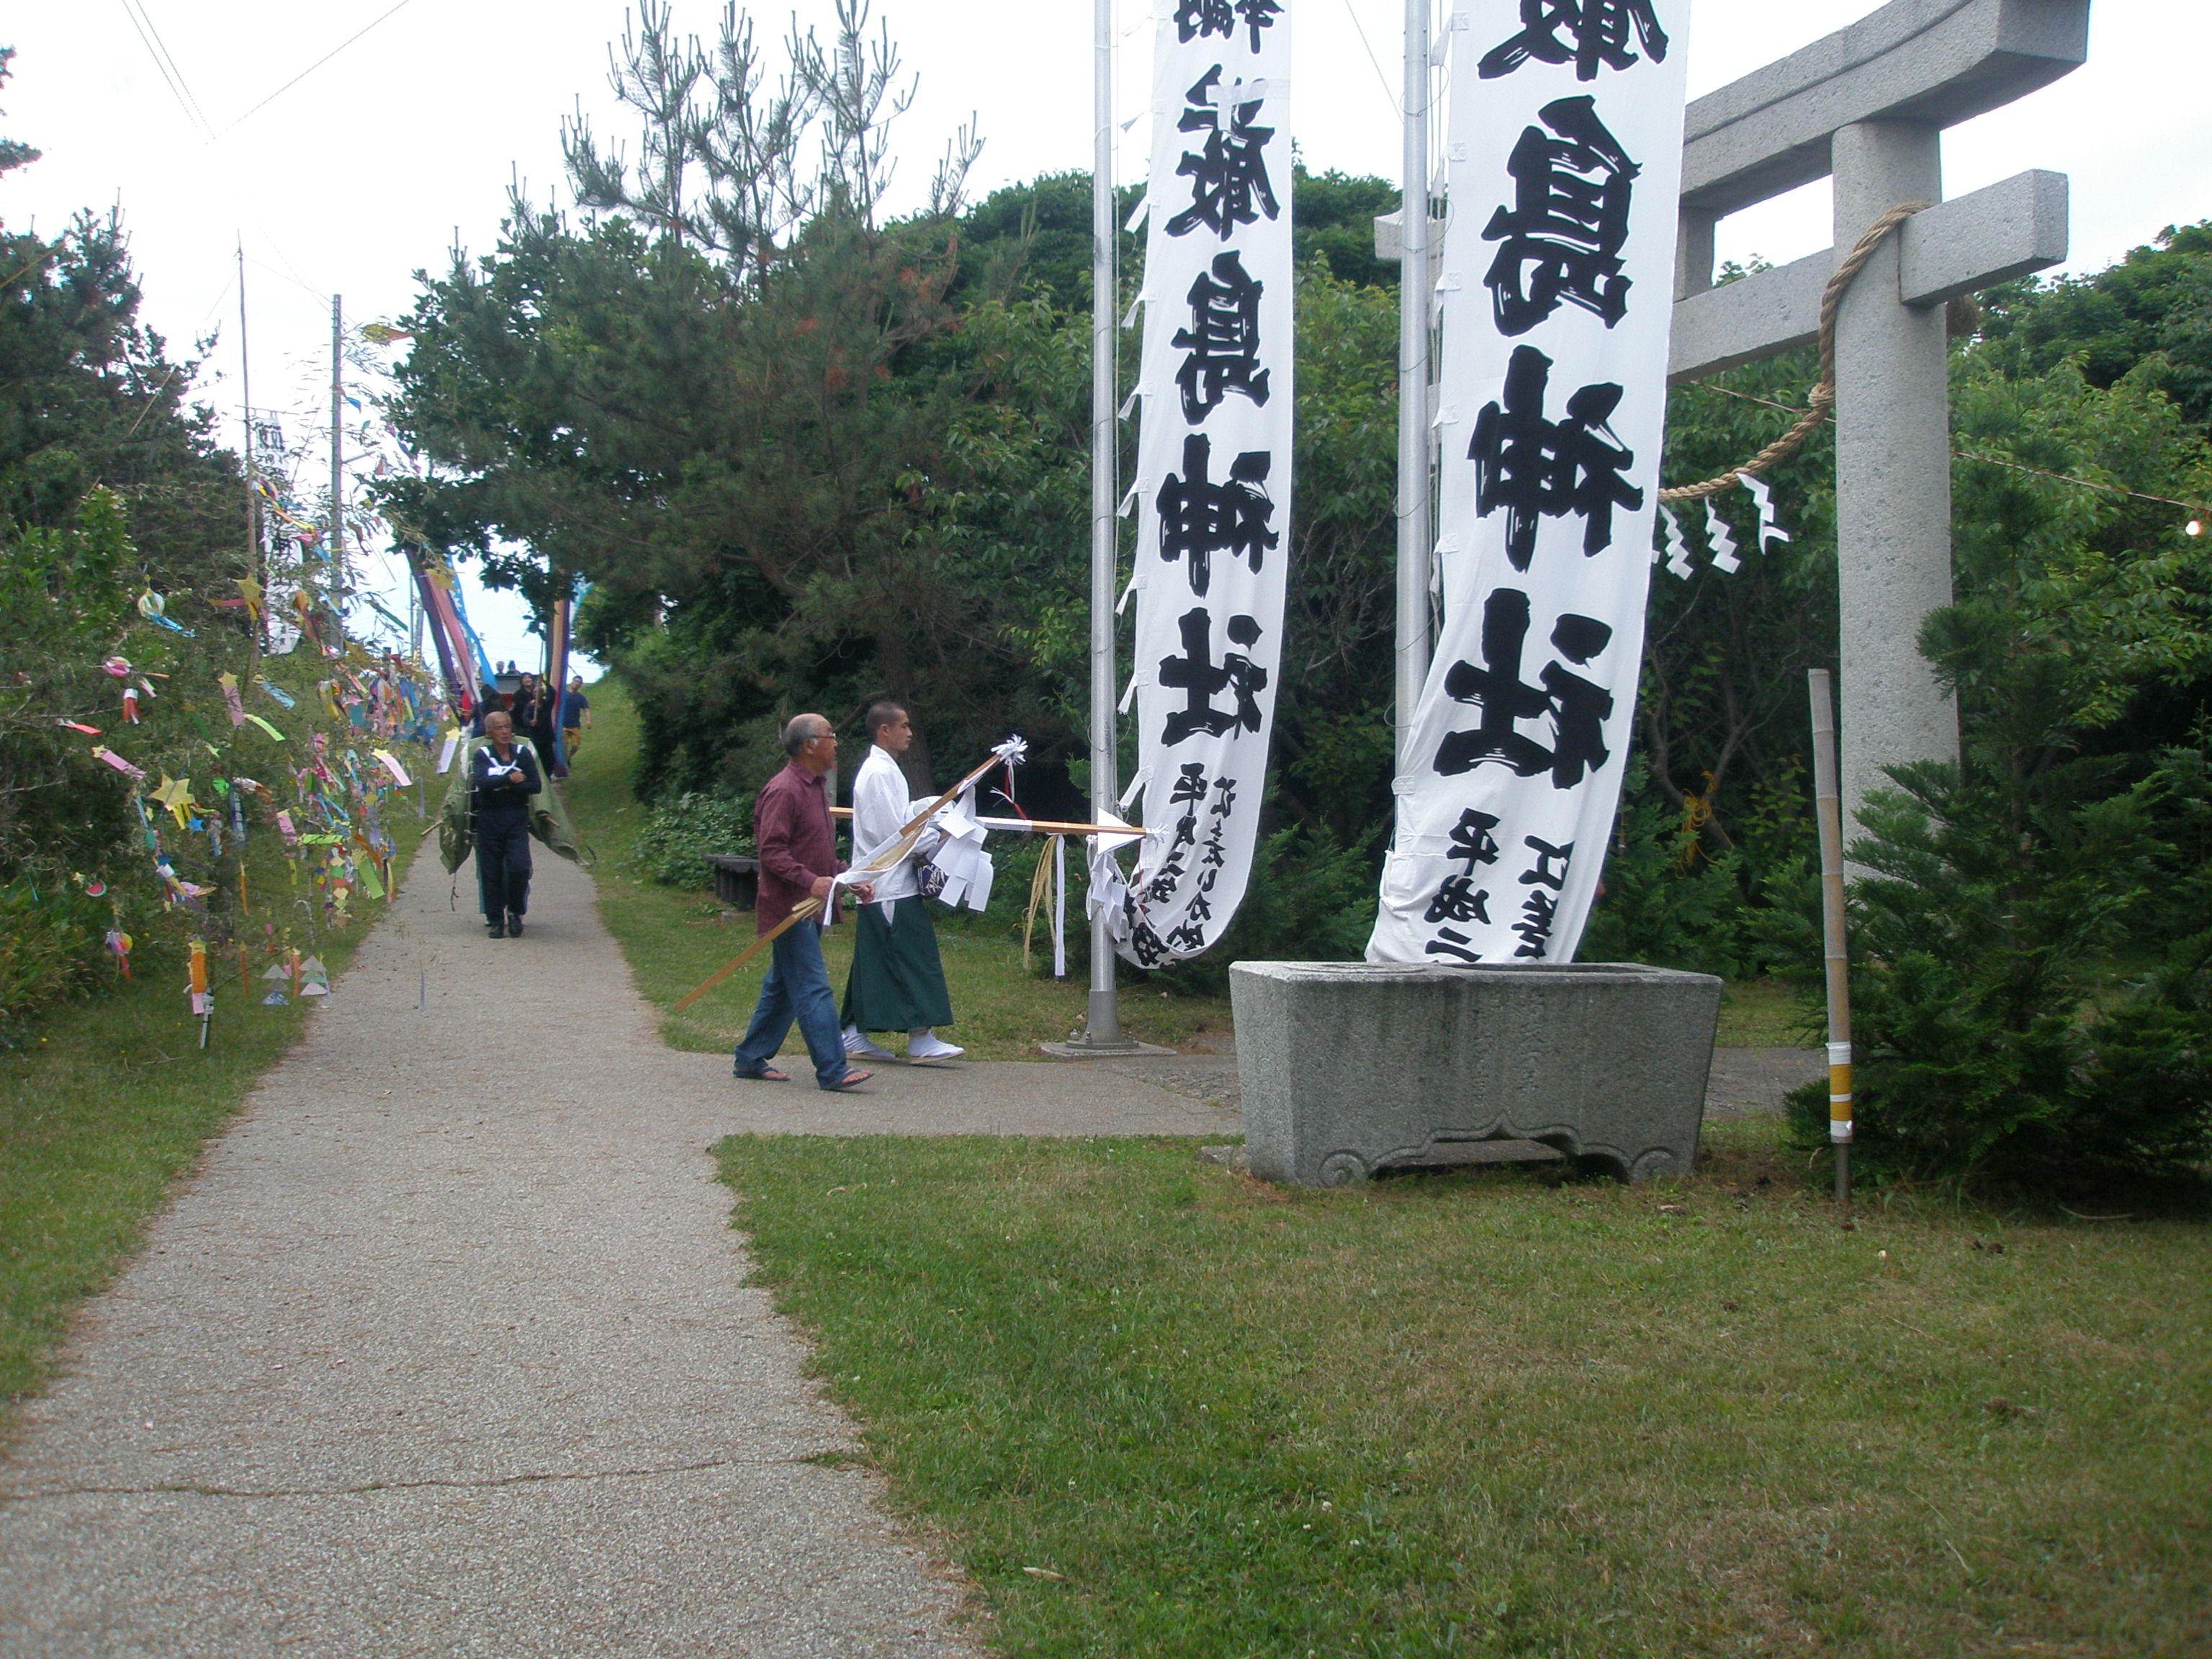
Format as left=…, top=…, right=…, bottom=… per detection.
left=1668, top=0, right=2090, bottom=831
left=1832, top=117, right=1956, bottom=817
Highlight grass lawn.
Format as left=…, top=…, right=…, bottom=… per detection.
left=721, top=1128, right=2212, bottom=1658
left=559, top=681, right=1811, bottom=1053
left=0, top=759, right=438, bottom=1421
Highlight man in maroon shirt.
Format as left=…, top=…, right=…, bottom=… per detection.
left=733, top=713, right=876, bottom=1089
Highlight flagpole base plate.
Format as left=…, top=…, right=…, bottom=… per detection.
left=1040, top=1037, right=1179, bottom=1059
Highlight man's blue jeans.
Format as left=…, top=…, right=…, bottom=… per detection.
left=732, top=919, right=848, bottom=1089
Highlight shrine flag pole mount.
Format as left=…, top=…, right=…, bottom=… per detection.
left=1112, top=0, right=1293, bottom=968
left=1368, top=0, right=1688, bottom=967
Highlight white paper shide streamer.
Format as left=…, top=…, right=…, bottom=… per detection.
left=1116, top=0, right=1292, bottom=966
left=1370, top=0, right=1688, bottom=966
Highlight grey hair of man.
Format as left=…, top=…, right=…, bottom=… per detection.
left=863, top=700, right=907, bottom=742
left=781, top=713, right=831, bottom=756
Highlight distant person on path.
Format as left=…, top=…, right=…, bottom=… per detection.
left=469, top=683, right=503, bottom=736
left=559, top=675, right=591, bottom=770
left=732, top=714, right=876, bottom=1091
left=841, top=701, right=963, bottom=1064
left=512, top=673, right=557, bottom=764
left=470, top=710, right=541, bottom=939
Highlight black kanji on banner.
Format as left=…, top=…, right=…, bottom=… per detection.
left=1166, top=67, right=1281, bottom=240
left=1156, top=433, right=1277, bottom=595
left=1174, top=0, right=1281, bottom=51
left=1174, top=251, right=1271, bottom=423
left=1425, top=806, right=1506, bottom=925
left=1471, top=345, right=1642, bottom=570
left=1159, top=607, right=1269, bottom=745
left=1478, top=0, right=1670, bottom=82
left=1483, top=96, right=1639, bottom=336
left=1433, top=588, right=1615, bottom=788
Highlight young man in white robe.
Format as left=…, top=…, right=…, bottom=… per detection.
left=841, top=701, right=964, bottom=1063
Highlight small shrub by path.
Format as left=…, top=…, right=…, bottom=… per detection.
left=718, top=1126, right=2212, bottom=1658
left=0, top=805, right=436, bottom=1421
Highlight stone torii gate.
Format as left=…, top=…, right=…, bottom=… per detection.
left=1668, top=0, right=2090, bottom=828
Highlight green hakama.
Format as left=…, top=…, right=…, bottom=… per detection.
left=841, top=899, right=955, bottom=1033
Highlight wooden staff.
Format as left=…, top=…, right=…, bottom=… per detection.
left=828, top=806, right=1143, bottom=837
left=672, top=741, right=1026, bottom=1015
left=1809, top=670, right=1853, bottom=1203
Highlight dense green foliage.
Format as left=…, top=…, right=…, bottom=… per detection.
left=0, top=71, right=426, bottom=1036
left=1784, top=309, right=2212, bottom=1183
left=631, top=788, right=754, bottom=888
left=0, top=196, right=263, bottom=1031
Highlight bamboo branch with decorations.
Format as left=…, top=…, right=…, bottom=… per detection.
left=672, top=737, right=1030, bottom=1014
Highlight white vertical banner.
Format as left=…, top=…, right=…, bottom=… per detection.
left=1116, top=0, right=1292, bottom=968
left=1370, top=0, right=1686, bottom=965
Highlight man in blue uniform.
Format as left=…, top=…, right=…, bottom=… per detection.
left=471, top=710, right=541, bottom=938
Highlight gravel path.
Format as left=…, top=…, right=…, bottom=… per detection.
left=0, top=842, right=990, bottom=1657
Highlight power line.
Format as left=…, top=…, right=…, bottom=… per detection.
left=115, top=0, right=212, bottom=142
left=212, top=0, right=420, bottom=140
left=122, top=0, right=216, bottom=139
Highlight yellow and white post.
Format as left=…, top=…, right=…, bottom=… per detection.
left=1809, top=670, right=1853, bottom=1202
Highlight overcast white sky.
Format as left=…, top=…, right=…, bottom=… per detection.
left=5, top=0, right=2207, bottom=670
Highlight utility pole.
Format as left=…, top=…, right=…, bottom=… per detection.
left=239, top=243, right=258, bottom=611
left=328, top=295, right=344, bottom=595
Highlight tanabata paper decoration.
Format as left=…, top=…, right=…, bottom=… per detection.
left=93, top=747, right=145, bottom=783
left=102, top=656, right=131, bottom=678
left=58, top=720, right=100, bottom=735
left=105, top=929, right=132, bottom=979
left=259, top=680, right=297, bottom=709
left=236, top=577, right=264, bottom=620
left=261, top=988, right=290, bottom=1006
left=246, top=714, right=285, bottom=742
left=187, top=939, right=209, bottom=1016
left=436, top=729, right=461, bottom=774
left=372, top=749, right=411, bottom=787
left=217, top=671, right=248, bottom=727
left=136, top=590, right=194, bottom=637
left=121, top=685, right=140, bottom=723
left=150, top=775, right=197, bottom=830
left=297, top=956, right=330, bottom=997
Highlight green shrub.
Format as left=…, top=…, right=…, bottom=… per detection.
left=1784, top=756, right=2212, bottom=1184
left=631, top=790, right=753, bottom=889
left=0, top=882, right=114, bottom=1039
left=1582, top=760, right=1820, bottom=981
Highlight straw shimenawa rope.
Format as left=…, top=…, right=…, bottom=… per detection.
left=1658, top=200, right=1931, bottom=505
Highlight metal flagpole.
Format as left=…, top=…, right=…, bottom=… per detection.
left=1394, top=0, right=1433, bottom=775
left=1077, top=0, right=1132, bottom=1049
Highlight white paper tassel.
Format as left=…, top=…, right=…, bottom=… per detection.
left=1740, top=472, right=1791, bottom=550
left=1659, top=505, right=1694, bottom=578
left=1703, top=500, right=1742, bottom=574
